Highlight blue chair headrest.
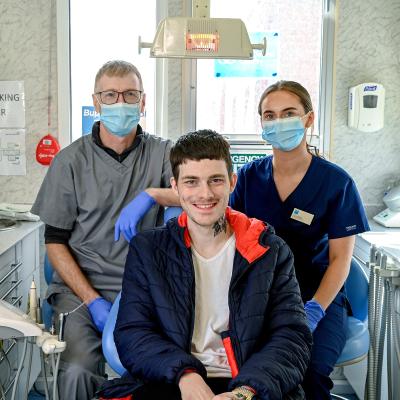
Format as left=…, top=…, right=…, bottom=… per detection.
left=164, top=206, right=182, bottom=224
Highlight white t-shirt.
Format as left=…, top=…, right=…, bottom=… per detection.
left=191, top=234, right=236, bottom=377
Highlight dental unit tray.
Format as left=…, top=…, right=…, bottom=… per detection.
left=0, top=299, right=43, bottom=339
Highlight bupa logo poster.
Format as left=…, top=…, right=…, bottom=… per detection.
left=82, top=106, right=99, bottom=135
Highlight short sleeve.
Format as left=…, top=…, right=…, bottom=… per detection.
left=161, top=140, right=173, bottom=188
left=31, top=155, right=78, bottom=230
left=327, top=178, right=370, bottom=239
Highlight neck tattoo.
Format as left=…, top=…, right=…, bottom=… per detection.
left=213, top=215, right=227, bottom=237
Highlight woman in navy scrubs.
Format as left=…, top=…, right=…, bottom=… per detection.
left=229, top=81, right=369, bottom=399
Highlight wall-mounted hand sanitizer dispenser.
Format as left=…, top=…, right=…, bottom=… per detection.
left=348, top=82, right=385, bottom=132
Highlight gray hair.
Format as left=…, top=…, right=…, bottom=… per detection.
left=94, top=60, right=143, bottom=92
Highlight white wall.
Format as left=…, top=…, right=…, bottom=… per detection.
left=331, top=0, right=400, bottom=217
left=1, top=0, right=400, bottom=216
left=0, top=0, right=57, bottom=204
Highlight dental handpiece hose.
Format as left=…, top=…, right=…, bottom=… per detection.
left=51, top=313, right=67, bottom=400
left=57, top=301, right=84, bottom=341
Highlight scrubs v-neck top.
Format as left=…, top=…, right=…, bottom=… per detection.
left=229, top=155, right=369, bottom=300
left=32, top=127, right=172, bottom=294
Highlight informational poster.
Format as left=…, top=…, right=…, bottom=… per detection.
left=230, top=152, right=268, bottom=173
left=214, top=32, right=279, bottom=78
left=82, top=106, right=99, bottom=135
left=0, top=82, right=26, bottom=175
left=0, top=129, right=26, bottom=175
left=0, top=81, right=25, bottom=128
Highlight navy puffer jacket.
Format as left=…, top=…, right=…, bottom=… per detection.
left=115, top=208, right=312, bottom=400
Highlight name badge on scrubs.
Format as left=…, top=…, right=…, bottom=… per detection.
left=290, top=208, right=314, bottom=225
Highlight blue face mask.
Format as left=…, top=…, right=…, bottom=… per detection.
left=261, top=116, right=306, bottom=151
left=100, top=103, right=140, bottom=137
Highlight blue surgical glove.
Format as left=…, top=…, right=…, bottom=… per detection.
left=87, top=297, right=112, bottom=332
left=304, top=299, right=326, bottom=333
left=114, top=191, right=156, bottom=242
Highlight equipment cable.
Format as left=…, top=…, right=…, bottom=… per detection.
left=10, top=337, right=28, bottom=400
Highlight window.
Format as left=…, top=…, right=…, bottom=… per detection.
left=69, top=0, right=157, bottom=142
left=194, top=0, right=333, bottom=152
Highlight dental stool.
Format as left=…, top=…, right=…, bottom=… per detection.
left=331, top=257, right=369, bottom=399
left=102, top=206, right=183, bottom=376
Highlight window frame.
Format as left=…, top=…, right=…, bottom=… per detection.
left=56, top=0, right=71, bottom=148
left=56, top=0, right=167, bottom=146
left=181, top=0, right=336, bottom=155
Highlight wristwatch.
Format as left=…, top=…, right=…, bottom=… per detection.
left=232, top=386, right=255, bottom=400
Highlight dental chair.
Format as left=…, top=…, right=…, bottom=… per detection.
left=103, top=257, right=371, bottom=382
left=102, top=206, right=183, bottom=376
left=331, top=257, right=370, bottom=399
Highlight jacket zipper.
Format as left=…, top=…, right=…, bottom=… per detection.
left=228, top=250, right=270, bottom=370
left=187, top=248, right=196, bottom=353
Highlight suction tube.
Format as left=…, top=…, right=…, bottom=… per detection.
left=393, top=288, right=400, bottom=369
left=10, top=337, right=28, bottom=400
left=367, top=249, right=377, bottom=400
left=375, top=256, right=388, bottom=400
left=386, top=280, right=393, bottom=400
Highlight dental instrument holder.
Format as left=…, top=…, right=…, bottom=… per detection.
left=367, top=246, right=400, bottom=400
left=58, top=312, right=66, bottom=341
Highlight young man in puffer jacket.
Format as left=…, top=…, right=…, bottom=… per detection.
left=100, top=130, right=312, bottom=400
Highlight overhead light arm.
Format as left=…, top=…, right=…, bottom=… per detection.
left=192, top=0, right=210, bottom=18
left=138, top=36, right=152, bottom=55
left=252, top=37, right=267, bottom=56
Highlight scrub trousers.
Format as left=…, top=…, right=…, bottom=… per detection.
left=302, top=292, right=348, bottom=400
left=50, top=290, right=118, bottom=400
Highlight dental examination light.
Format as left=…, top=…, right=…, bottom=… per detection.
left=138, top=0, right=266, bottom=59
